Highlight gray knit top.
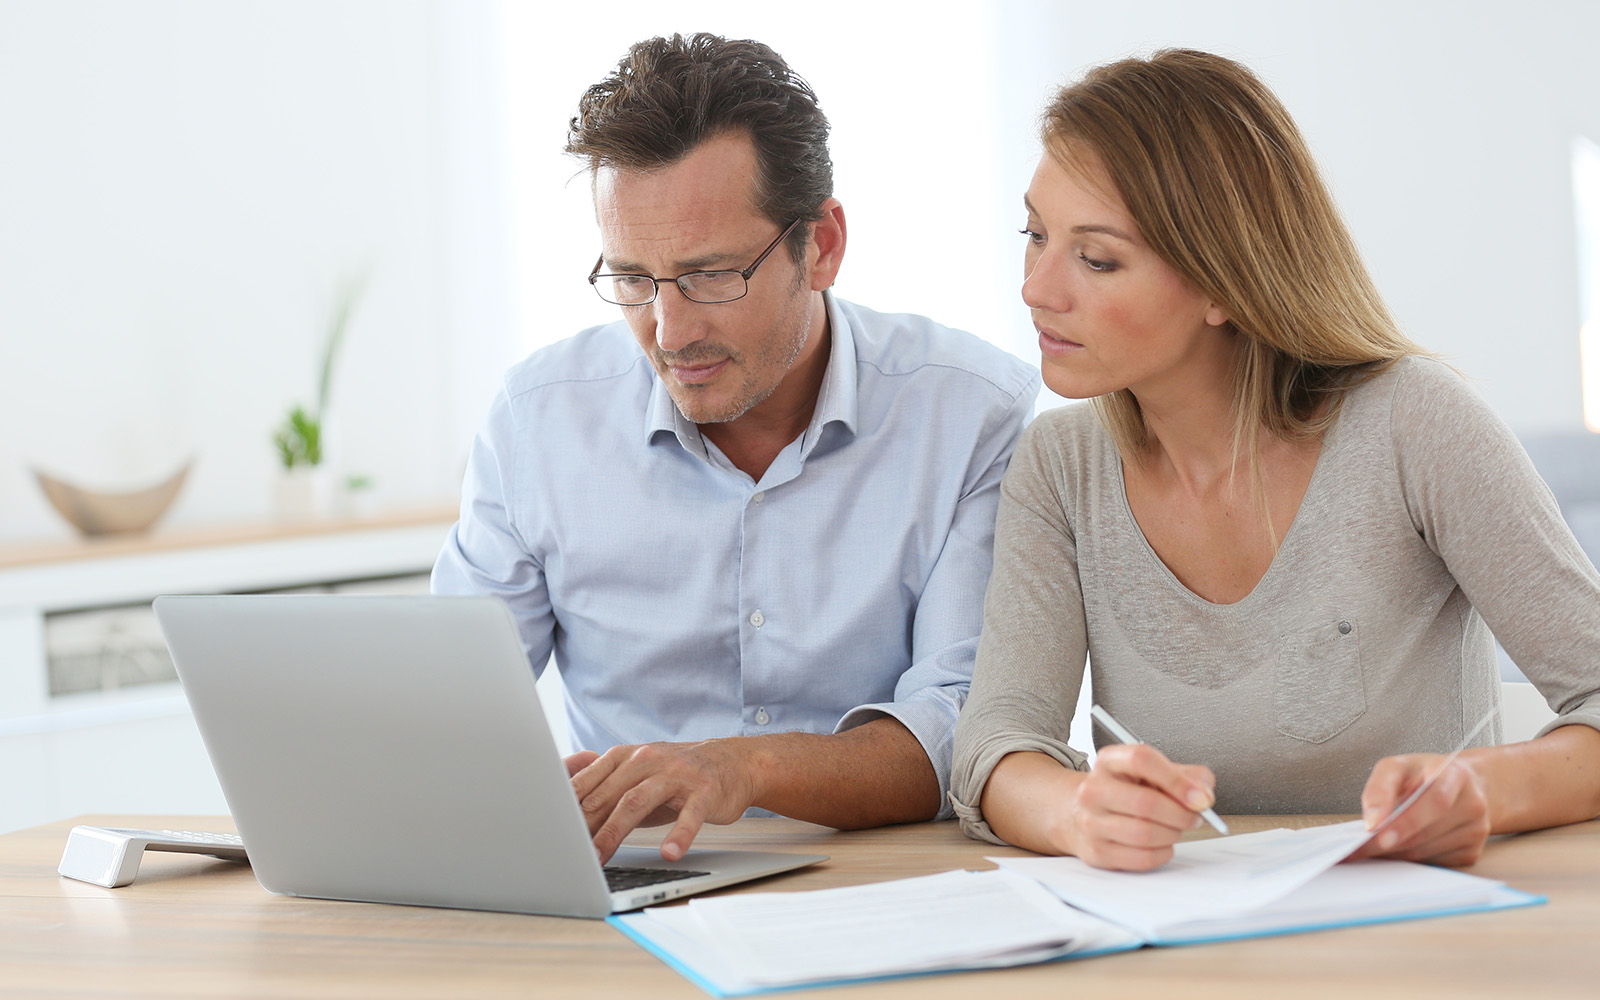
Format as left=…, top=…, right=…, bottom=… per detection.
left=950, top=357, right=1600, bottom=843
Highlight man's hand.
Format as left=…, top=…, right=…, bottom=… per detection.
left=564, top=739, right=762, bottom=863
left=1350, top=753, right=1492, bottom=866
left=563, top=720, right=940, bottom=863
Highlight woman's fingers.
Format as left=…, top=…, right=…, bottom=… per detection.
left=1356, top=754, right=1490, bottom=866
left=1094, top=744, right=1216, bottom=818
left=1071, top=744, right=1217, bottom=870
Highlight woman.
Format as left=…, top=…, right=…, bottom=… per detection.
left=949, top=49, right=1600, bottom=871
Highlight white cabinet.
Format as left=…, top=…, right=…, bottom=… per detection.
left=0, top=509, right=456, bottom=833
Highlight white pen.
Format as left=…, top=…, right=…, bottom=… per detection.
left=1090, top=704, right=1230, bottom=835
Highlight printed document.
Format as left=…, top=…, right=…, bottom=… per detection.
left=616, top=869, right=1138, bottom=992
left=996, top=820, right=1371, bottom=937
left=612, top=822, right=1542, bottom=997
left=994, top=821, right=1532, bottom=944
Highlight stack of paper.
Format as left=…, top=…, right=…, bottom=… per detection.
left=994, top=821, right=1535, bottom=945
left=612, top=869, right=1141, bottom=995
left=611, top=822, right=1543, bottom=997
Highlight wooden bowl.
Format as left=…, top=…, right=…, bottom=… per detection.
left=32, top=461, right=192, bottom=537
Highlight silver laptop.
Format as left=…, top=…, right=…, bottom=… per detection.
left=152, top=594, right=826, bottom=918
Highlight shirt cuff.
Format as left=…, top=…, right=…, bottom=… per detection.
left=836, top=691, right=962, bottom=821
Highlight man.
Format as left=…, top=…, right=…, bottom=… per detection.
left=432, top=33, right=1037, bottom=863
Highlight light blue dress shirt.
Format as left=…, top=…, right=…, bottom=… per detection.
left=431, top=293, right=1038, bottom=816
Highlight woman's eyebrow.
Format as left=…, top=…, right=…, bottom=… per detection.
left=1070, top=223, right=1136, bottom=242
left=1022, top=194, right=1135, bottom=242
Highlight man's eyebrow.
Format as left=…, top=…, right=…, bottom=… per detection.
left=601, top=249, right=746, bottom=275
left=675, top=250, right=744, bottom=271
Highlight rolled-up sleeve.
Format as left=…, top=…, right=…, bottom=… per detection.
left=949, top=418, right=1091, bottom=843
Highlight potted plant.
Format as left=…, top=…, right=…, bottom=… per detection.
left=273, top=277, right=364, bottom=519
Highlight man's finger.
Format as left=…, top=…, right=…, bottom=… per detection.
left=574, top=752, right=640, bottom=837
left=564, top=750, right=600, bottom=779
left=593, top=779, right=678, bottom=864
left=571, top=747, right=627, bottom=808
left=660, top=802, right=708, bottom=861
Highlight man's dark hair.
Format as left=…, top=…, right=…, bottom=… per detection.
left=565, top=33, right=833, bottom=265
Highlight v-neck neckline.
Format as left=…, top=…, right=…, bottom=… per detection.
left=1111, top=419, right=1339, bottom=609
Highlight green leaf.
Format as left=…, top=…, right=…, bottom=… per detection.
left=272, top=404, right=323, bottom=468
left=315, top=271, right=368, bottom=417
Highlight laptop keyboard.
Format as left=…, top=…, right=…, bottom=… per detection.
left=150, top=830, right=244, bottom=847
left=604, top=866, right=711, bottom=892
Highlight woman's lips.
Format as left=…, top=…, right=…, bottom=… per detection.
left=668, top=357, right=731, bottom=384
left=1037, top=326, right=1083, bottom=356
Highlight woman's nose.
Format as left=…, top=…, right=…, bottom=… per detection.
left=1021, top=251, right=1072, bottom=314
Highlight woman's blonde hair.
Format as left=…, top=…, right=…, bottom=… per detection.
left=1044, top=49, right=1423, bottom=531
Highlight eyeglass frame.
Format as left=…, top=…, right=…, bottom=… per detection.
left=587, top=218, right=803, bottom=306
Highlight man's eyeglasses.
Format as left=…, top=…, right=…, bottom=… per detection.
left=588, top=219, right=802, bottom=306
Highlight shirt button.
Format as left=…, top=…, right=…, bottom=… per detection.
left=1338, top=621, right=1352, bottom=635
left=749, top=610, right=765, bottom=628
left=754, top=707, right=771, bottom=726
left=752, top=491, right=765, bottom=504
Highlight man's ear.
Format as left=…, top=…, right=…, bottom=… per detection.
left=807, top=198, right=846, bottom=292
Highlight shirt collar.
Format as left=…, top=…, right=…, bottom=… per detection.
left=643, top=289, right=859, bottom=457
left=645, top=353, right=703, bottom=457
left=809, top=290, right=859, bottom=441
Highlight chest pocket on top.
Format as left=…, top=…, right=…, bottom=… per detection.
left=1275, top=619, right=1366, bottom=744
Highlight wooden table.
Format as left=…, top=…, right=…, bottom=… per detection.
left=3, top=813, right=1597, bottom=998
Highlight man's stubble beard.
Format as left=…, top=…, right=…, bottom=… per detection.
left=662, top=285, right=816, bottom=426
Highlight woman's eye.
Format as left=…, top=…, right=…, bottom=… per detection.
left=1078, top=252, right=1118, bottom=273
left=1018, top=227, right=1045, bottom=245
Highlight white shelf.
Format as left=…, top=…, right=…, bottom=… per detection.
left=0, top=510, right=456, bottom=716
left=0, top=509, right=456, bottom=614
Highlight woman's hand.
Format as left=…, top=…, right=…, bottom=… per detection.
left=980, top=747, right=1216, bottom=871
left=1351, top=753, right=1492, bottom=866
left=1066, top=744, right=1218, bottom=870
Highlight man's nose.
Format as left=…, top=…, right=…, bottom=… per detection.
left=652, top=282, right=707, bottom=352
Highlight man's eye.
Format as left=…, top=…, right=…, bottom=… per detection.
left=676, top=271, right=748, bottom=303
left=681, top=271, right=742, bottom=291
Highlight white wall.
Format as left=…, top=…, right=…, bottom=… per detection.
left=998, top=0, right=1600, bottom=430
left=3, top=1, right=1594, bottom=550
left=500, top=0, right=1600, bottom=436
left=0, top=0, right=518, bottom=545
